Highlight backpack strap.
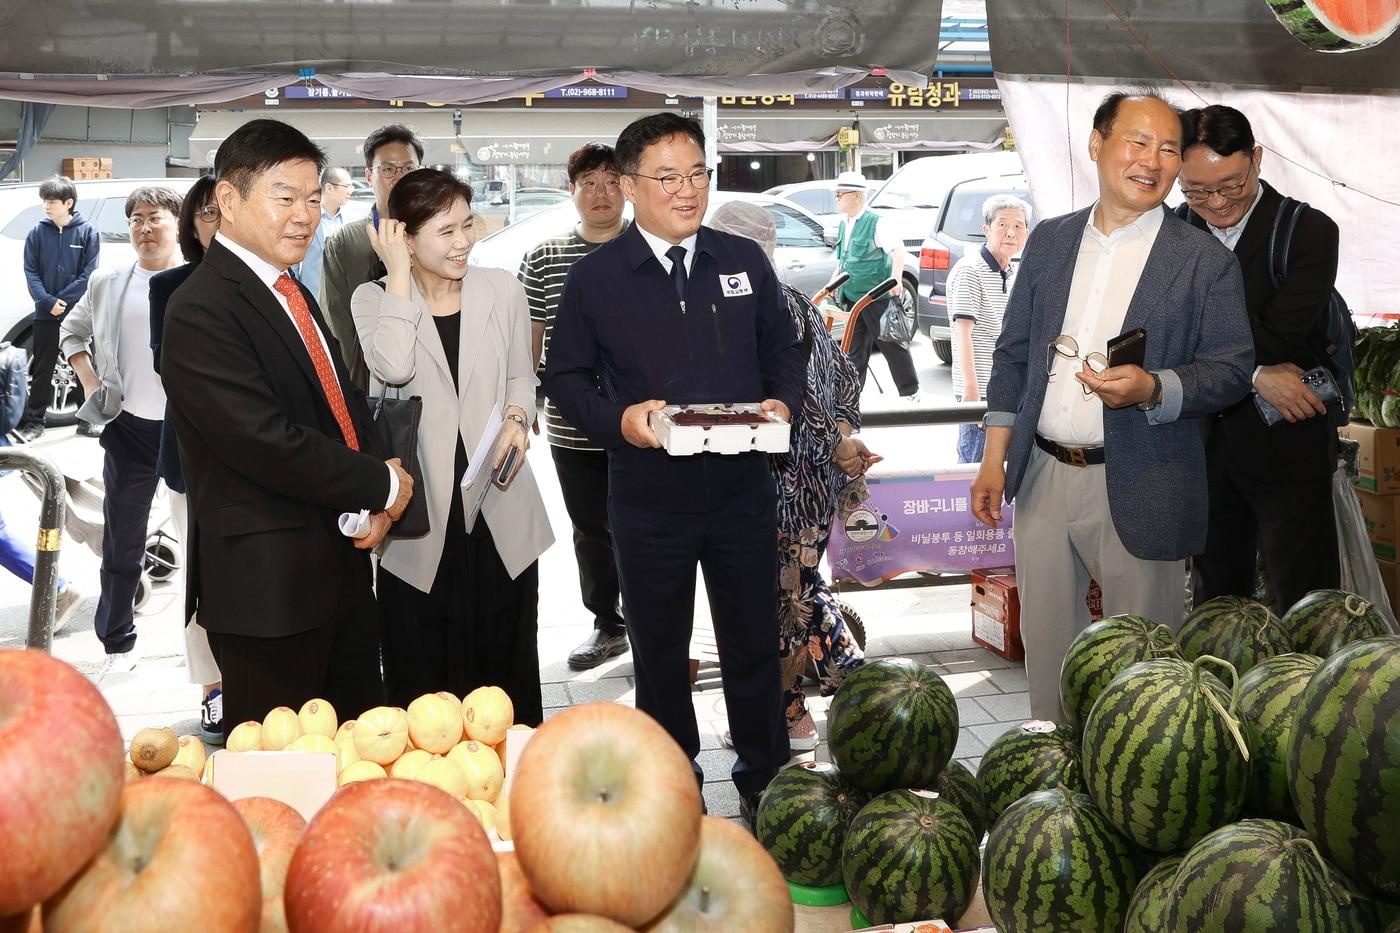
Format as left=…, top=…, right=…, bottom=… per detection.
left=1268, top=197, right=1307, bottom=289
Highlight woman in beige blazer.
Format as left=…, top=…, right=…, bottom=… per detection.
left=352, top=169, right=552, bottom=722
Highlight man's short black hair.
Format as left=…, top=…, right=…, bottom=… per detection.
left=615, top=113, right=705, bottom=176
left=567, top=143, right=620, bottom=183
left=364, top=124, right=425, bottom=169
left=215, top=119, right=327, bottom=197
left=1092, top=88, right=1184, bottom=140
left=39, top=176, right=77, bottom=212
left=177, top=174, right=217, bottom=264
left=124, top=185, right=183, bottom=220
left=1180, top=104, right=1256, bottom=159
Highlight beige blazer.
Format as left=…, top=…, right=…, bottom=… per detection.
left=351, top=267, right=553, bottom=593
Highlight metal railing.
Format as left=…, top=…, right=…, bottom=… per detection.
left=0, top=447, right=66, bottom=651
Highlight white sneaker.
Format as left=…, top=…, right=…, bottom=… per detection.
left=900, top=391, right=922, bottom=405
left=102, top=651, right=138, bottom=677
left=53, top=585, right=82, bottom=633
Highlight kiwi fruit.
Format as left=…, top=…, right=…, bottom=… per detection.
left=129, top=726, right=179, bottom=773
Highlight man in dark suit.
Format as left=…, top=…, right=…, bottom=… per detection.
left=971, top=91, right=1254, bottom=719
left=161, top=119, right=414, bottom=733
left=1179, top=105, right=1341, bottom=613
left=545, top=113, right=806, bottom=824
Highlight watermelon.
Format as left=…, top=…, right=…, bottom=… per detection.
left=1179, top=596, right=1292, bottom=676
left=1081, top=656, right=1251, bottom=853
left=1122, top=855, right=1183, bottom=933
left=925, top=760, right=989, bottom=841
left=1288, top=636, right=1400, bottom=899
left=1162, top=819, right=1378, bottom=931
left=1237, top=653, right=1323, bottom=824
left=982, top=786, right=1141, bottom=933
left=975, top=720, right=1082, bottom=823
left=1266, top=0, right=1400, bottom=52
left=756, top=760, right=869, bottom=887
left=1058, top=614, right=1181, bottom=730
left=1281, top=589, right=1392, bottom=657
left=827, top=658, right=958, bottom=793
left=841, top=789, right=980, bottom=925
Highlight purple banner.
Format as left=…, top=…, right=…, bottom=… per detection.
left=828, top=469, right=1015, bottom=586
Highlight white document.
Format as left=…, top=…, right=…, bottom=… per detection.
left=459, top=404, right=504, bottom=533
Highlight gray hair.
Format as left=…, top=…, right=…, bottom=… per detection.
left=983, top=194, right=1031, bottom=226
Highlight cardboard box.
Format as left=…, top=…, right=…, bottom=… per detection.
left=972, top=571, right=1023, bottom=661
left=1355, top=488, right=1400, bottom=560
left=1339, top=423, right=1400, bottom=494
left=1377, top=557, right=1398, bottom=613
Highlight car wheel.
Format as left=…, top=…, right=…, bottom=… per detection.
left=933, top=339, right=953, bottom=364
left=12, top=325, right=85, bottom=427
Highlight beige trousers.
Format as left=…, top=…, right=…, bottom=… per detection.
left=166, top=490, right=221, bottom=687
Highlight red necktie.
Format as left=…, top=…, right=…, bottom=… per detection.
left=273, top=272, right=360, bottom=451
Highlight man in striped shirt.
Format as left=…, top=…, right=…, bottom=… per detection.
left=947, top=194, right=1031, bottom=462
left=521, top=143, right=631, bottom=670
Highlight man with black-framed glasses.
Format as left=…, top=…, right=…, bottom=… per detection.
left=546, top=112, right=805, bottom=828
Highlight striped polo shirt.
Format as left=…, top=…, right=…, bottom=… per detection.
left=947, top=245, right=1014, bottom=397
left=520, top=225, right=626, bottom=450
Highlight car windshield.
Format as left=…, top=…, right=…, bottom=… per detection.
left=942, top=187, right=1031, bottom=241
left=870, top=171, right=942, bottom=210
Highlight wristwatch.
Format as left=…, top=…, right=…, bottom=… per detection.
left=506, top=412, right=527, bottom=428
left=1137, top=372, right=1163, bottom=412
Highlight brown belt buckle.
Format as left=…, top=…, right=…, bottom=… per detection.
left=1066, top=445, right=1088, bottom=467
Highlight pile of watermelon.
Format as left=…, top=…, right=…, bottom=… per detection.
left=980, top=592, right=1400, bottom=933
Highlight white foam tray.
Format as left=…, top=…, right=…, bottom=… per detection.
left=649, top=403, right=791, bottom=456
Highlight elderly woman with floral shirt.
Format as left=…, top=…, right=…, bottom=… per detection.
left=712, top=202, right=879, bottom=750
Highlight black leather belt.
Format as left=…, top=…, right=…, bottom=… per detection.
left=1035, top=434, right=1105, bottom=467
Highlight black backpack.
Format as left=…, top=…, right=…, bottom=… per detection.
left=0, top=342, right=27, bottom=435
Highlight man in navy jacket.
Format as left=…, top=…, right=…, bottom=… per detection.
left=546, top=113, right=805, bottom=823
left=20, top=175, right=99, bottom=439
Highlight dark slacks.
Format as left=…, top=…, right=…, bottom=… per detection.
left=550, top=444, right=625, bottom=636
left=207, top=554, right=384, bottom=735
left=22, top=318, right=60, bottom=427
left=95, top=411, right=162, bottom=655
left=610, top=484, right=789, bottom=798
left=844, top=297, right=920, bottom=397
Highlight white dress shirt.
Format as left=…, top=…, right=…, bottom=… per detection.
left=214, top=233, right=396, bottom=525
left=1038, top=205, right=1165, bottom=446
left=636, top=224, right=698, bottom=278
left=1206, top=184, right=1265, bottom=252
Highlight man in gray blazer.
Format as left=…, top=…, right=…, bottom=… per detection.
left=971, top=91, right=1254, bottom=720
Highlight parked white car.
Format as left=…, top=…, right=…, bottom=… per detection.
left=868, top=150, right=1024, bottom=251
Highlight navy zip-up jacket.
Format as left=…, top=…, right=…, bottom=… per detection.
left=546, top=222, right=805, bottom=513
left=24, top=211, right=100, bottom=319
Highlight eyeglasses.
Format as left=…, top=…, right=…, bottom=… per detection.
left=194, top=206, right=220, bottom=222
left=373, top=162, right=420, bottom=180
left=127, top=214, right=169, bottom=230
left=630, top=168, right=713, bottom=195
left=1179, top=180, right=1250, bottom=203
left=835, top=190, right=862, bottom=199
left=1047, top=335, right=1108, bottom=396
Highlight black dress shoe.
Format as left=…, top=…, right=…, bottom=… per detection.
left=567, top=628, right=629, bottom=671
left=738, top=789, right=763, bottom=831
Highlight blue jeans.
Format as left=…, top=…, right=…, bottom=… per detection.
left=956, top=395, right=986, bottom=463
left=0, top=507, right=68, bottom=591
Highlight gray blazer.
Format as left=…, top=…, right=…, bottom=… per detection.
left=351, top=267, right=553, bottom=592
left=59, top=262, right=138, bottom=426
left=985, top=206, right=1254, bottom=561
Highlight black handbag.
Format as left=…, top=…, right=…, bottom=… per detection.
left=370, top=383, right=430, bottom=539
left=879, top=289, right=917, bottom=349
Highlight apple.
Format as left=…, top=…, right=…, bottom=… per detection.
left=511, top=702, right=701, bottom=926
left=234, top=797, right=306, bottom=933
left=642, top=816, right=794, bottom=932
left=528, top=917, right=632, bottom=932
left=44, top=777, right=261, bottom=931
left=0, top=649, right=125, bottom=915
left=284, top=778, right=501, bottom=932
left=497, top=851, right=549, bottom=932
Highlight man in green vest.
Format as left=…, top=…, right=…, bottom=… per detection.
left=833, top=170, right=921, bottom=401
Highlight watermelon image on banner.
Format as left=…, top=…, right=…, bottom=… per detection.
left=1267, top=0, right=1400, bottom=51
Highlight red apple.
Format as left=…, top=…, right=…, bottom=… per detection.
left=234, top=797, right=307, bottom=933
left=529, top=917, right=632, bottom=932
left=498, top=851, right=550, bottom=932
left=511, top=702, right=701, bottom=927
left=284, top=778, right=501, bottom=932
left=0, top=649, right=124, bottom=914
left=643, top=815, right=794, bottom=931
left=43, top=777, right=261, bottom=931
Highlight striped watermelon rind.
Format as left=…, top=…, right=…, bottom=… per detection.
left=756, top=760, right=870, bottom=887
left=975, top=720, right=1083, bottom=822
left=1122, top=855, right=1183, bottom=933
left=1237, top=652, right=1323, bottom=823
left=1282, top=589, right=1393, bottom=657
left=1266, top=0, right=1400, bottom=52
left=925, top=759, right=990, bottom=841
left=1179, top=596, right=1292, bottom=676
left=1058, top=614, right=1181, bottom=730
left=827, top=658, right=958, bottom=793
left=841, top=789, right=980, bottom=925
left=982, top=785, right=1142, bottom=933
left=1081, top=655, right=1251, bottom=853
left=1162, top=818, right=1377, bottom=931
left=1287, top=635, right=1400, bottom=899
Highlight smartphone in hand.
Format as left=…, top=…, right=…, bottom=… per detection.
left=492, top=444, right=522, bottom=490
left=1106, top=327, right=1147, bottom=369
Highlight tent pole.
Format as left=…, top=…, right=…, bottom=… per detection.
left=703, top=96, right=719, bottom=191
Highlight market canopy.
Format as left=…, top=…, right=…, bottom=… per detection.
left=988, top=0, right=1400, bottom=313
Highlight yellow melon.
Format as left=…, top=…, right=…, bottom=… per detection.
left=447, top=739, right=505, bottom=801
left=470, top=799, right=497, bottom=833
left=495, top=792, right=512, bottom=840
left=227, top=721, right=263, bottom=752
left=297, top=699, right=338, bottom=738
left=260, top=706, right=303, bottom=751
left=407, top=693, right=464, bottom=754
left=172, top=734, right=207, bottom=774
left=285, top=733, right=337, bottom=755
left=337, top=759, right=387, bottom=786
left=418, top=756, right=470, bottom=798
left=335, top=719, right=357, bottom=742
left=435, top=690, right=461, bottom=706
left=352, top=706, right=409, bottom=765
left=201, top=756, right=215, bottom=786
left=389, top=748, right=433, bottom=780
left=155, top=764, right=200, bottom=781
left=461, top=686, right=514, bottom=745
left=335, top=735, right=360, bottom=772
